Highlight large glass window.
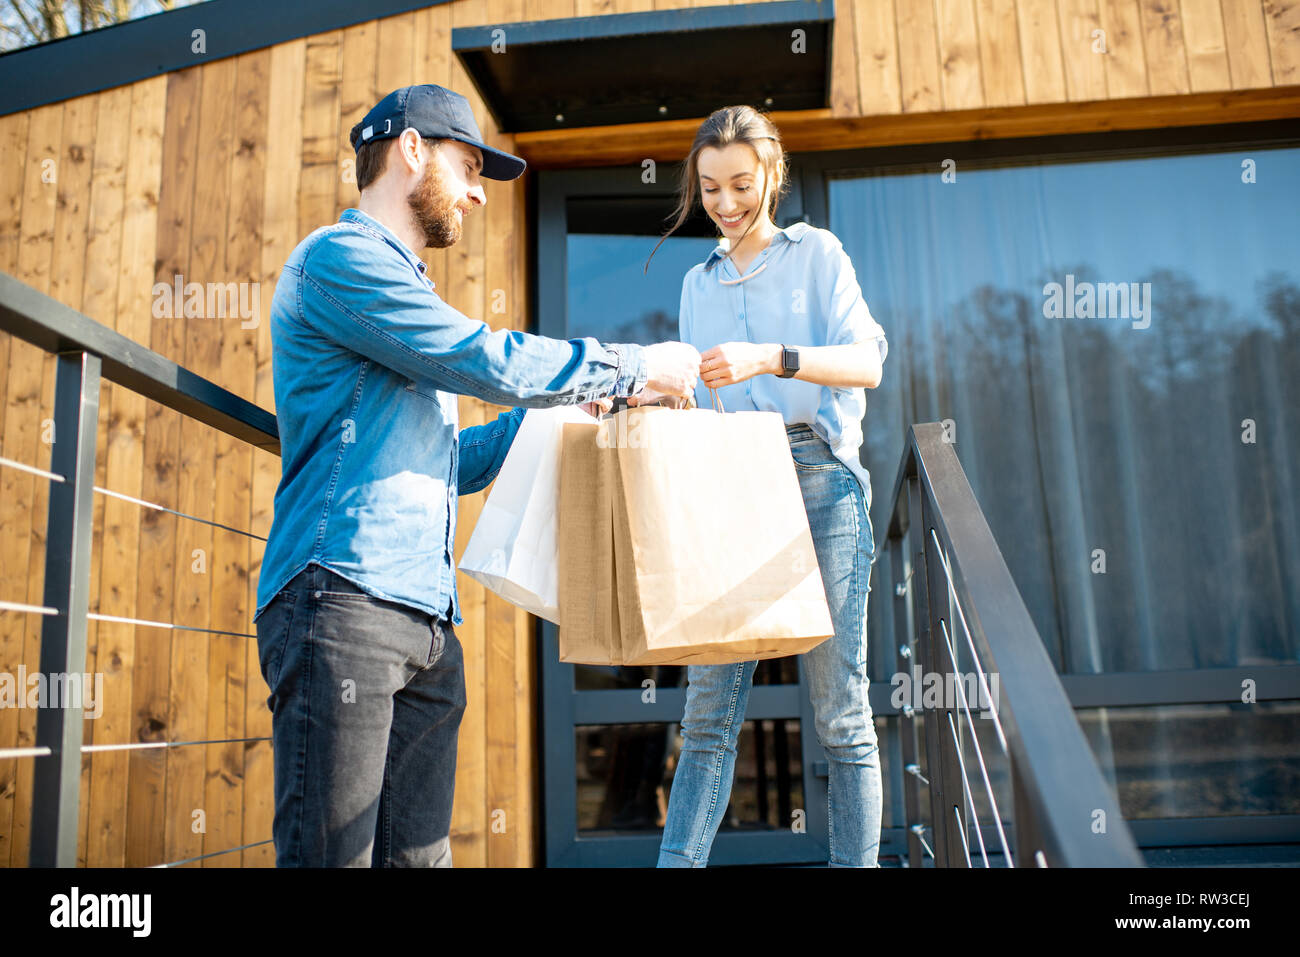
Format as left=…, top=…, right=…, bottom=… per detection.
left=831, top=145, right=1300, bottom=675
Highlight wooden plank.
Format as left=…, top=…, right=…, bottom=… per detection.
left=493, top=0, right=534, bottom=868
left=1263, top=0, right=1300, bottom=85
left=126, top=66, right=199, bottom=868
left=855, top=0, right=903, bottom=114
left=68, top=91, right=108, bottom=878
left=376, top=12, right=418, bottom=99
left=337, top=22, right=380, bottom=219
left=512, top=85, right=1300, bottom=166
left=417, top=4, right=453, bottom=293
left=449, top=0, right=493, bottom=870
left=484, top=587, right=520, bottom=865
left=0, top=111, right=29, bottom=277
left=1017, top=0, right=1070, bottom=102
left=204, top=49, right=269, bottom=869
left=79, top=344, right=110, bottom=863
left=299, top=32, right=343, bottom=238
left=478, top=61, right=523, bottom=867
left=245, top=36, right=306, bottom=870
left=85, top=75, right=166, bottom=868
left=1138, top=0, right=1192, bottom=94
left=72, top=84, right=129, bottom=869
left=897, top=0, right=945, bottom=111
left=975, top=0, right=1028, bottom=106
left=1097, top=0, right=1151, bottom=96
left=1181, top=0, right=1233, bottom=90
left=1057, top=0, right=1109, bottom=99
left=166, top=55, right=236, bottom=868
left=0, top=117, right=26, bottom=681
left=938, top=0, right=988, bottom=109
left=524, top=0, right=574, bottom=15
left=1220, top=0, right=1274, bottom=87
left=829, top=0, right=862, bottom=116
left=4, top=101, right=63, bottom=868
left=504, top=5, right=536, bottom=863
left=48, top=97, right=97, bottom=315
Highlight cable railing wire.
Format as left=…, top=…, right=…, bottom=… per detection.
left=0, top=452, right=268, bottom=542
left=930, top=526, right=1008, bottom=754
left=0, top=736, right=270, bottom=761
left=947, top=709, right=994, bottom=868
left=939, top=617, right=1014, bottom=865
left=953, top=804, right=972, bottom=868
left=151, top=838, right=273, bottom=869
left=0, top=603, right=258, bottom=640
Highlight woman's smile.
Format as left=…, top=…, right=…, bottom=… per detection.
left=718, top=210, right=749, bottom=229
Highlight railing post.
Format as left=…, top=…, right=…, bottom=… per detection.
left=919, top=485, right=969, bottom=867
left=904, top=472, right=945, bottom=864
left=1012, top=759, right=1048, bottom=866
left=30, top=350, right=100, bottom=867
left=890, top=528, right=924, bottom=869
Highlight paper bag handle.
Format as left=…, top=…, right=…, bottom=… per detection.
left=708, top=387, right=726, bottom=414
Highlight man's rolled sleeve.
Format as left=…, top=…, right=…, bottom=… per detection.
left=605, top=343, right=649, bottom=398
left=301, top=227, right=645, bottom=407
left=458, top=406, right=527, bottom=495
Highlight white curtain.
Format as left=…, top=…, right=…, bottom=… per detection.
left=831, top=146, right=1300, bottom=677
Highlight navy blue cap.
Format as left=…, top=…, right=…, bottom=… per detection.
left=349, top=84, right=526, bottom=181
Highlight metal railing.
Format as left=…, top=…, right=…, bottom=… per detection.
left=884, top=422, right=1145, bottom=867
left=0, top=270, right=279, bottom=867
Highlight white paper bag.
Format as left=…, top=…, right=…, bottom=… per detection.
left=460, top=405, right=594, bottom=623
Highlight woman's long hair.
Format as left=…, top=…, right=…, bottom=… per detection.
left=643, top=105, right=789, bottom=274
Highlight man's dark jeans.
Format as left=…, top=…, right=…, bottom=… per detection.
left=254, top=562, right=466, bottom=866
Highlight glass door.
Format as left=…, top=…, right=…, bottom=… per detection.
left=535, top=165, right=834, bottom=866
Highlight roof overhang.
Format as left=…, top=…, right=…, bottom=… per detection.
left=452, top=0, right=835, bottom=133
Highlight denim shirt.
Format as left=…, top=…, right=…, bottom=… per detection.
left=679, top=221, right=887, bottom=512
left=254, top=208, right=647, bottom=625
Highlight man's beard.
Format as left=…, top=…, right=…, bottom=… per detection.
left=407, top=156, right=462, bottom=249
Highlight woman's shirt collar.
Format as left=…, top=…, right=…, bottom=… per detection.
left=703, top=219, right=815, bottom=273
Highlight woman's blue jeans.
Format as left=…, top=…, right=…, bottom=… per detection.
left=657, top=424, right=883, bottom=867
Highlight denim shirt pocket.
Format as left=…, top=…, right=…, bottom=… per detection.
left=404, top=376, right=443, bottom=403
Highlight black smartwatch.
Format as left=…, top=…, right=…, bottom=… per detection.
left=777, top=344, right=800, bottom=378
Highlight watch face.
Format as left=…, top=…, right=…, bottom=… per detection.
left=783, top=348, right=799, bottom=374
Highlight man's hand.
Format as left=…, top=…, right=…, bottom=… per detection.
left=626, top=388, right=693, bottom=409
left=640, top=341, right=701, bottom=400
left=579, top=396, right=614, bottom=418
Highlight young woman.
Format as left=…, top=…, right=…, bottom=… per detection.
left=639, top=105, right=888, bottom=867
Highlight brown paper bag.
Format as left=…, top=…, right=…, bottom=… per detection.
left=607, top=406, right=833, bottom=665
left=556, top=419, right=622, bottom=664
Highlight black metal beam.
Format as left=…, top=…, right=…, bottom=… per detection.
left=29, top=351, right=100, bottom=867
left=452, top=0, right=835, bottom=132
left=0, top=272, right=279, bottom=455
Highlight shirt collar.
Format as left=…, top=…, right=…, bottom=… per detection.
left=339, top=208, right=433, bottom=285
left=704, top=220, right=812, bottom=272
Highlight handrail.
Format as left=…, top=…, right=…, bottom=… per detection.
left=884, top=422, right=1144, bottom=867
left=0, top=269, right=280, bottom=866
left=0, top=272, right=278, bottom=454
